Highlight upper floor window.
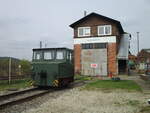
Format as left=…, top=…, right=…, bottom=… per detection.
left=98, top=25, right=112, bottom=36
left=78, top=27, right=91, bottom=37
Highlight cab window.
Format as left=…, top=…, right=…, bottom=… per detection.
left=44, top=51, right=53, bottom=60
left=67, top=52, right=72, bottom=61
left=56, top=51, right=64, bottom=60
left=69, top=53, right=72, bottom=61
left=33, top=52, right=42, bottom=60
left=36, top=53, right=41, bottom=59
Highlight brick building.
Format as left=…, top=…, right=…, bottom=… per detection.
left=70, top=12, right=130, bottom=76
left=137, top=49, right=150, bottom=72
left=137, top=49, right=150, bottom=63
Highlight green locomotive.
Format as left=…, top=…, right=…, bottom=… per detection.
left=31, top=48, right=74, bottom=87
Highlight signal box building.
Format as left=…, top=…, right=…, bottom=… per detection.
left=70, top=12, right=130, bottom=76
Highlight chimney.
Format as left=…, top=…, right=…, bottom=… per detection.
left=84, top=11, right=87, bottom=17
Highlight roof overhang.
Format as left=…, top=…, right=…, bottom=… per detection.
left=70, top=12, right=124, bottom=34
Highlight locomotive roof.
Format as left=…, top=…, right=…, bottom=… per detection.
left=33, top=47, right=73, bottom=51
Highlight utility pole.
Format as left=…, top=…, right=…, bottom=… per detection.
left=8, top=57, right=11, bottom=84
left=137, top=32, right=140, bottom=69
left=137, top=32, right=140, bottom=55
left=84, top=11, right=87, bottom=17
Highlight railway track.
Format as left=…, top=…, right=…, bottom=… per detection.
left=0, top=87, right=53, bottom=110
left=0, top=80, right=86, bottom=110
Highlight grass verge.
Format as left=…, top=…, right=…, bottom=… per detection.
left=139, top=106, right=150, bottom=113
left=74, top=75, right=94, bottom=81
left=0, top=78, right=32, bottom=91
left=83, top=80, right=142, bottom=92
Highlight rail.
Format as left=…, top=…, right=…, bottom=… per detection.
left=0, top=87, right=52, bottom=109
left=0, top=80, right=86, bottom=110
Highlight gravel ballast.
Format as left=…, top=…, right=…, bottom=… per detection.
left=22, top=88, right=149, bottom=113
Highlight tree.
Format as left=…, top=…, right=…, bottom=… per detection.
left=19, top=59, right=31, bottom=76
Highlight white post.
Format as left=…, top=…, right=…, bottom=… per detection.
left=18, top=65, right=21, bottom=76
left=9, top=57, right=11, bottom=84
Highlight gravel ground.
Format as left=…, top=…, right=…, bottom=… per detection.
left=1, top=75, right=150, bottom=113
left=21, top=88, right=149, bottom=113
left=0, top=88, right=68, bottom=113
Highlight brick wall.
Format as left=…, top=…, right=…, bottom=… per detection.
left=74, top=43, right=118, bottom=76
left=138, top=50, right=150, bottom=63
left=73, top=16, right=121, bottom=38
left=74, top=44, right=81, bottom=74
left=107, top=43, right=117, bottom=75
left=72, top=15, right=122, bottom=76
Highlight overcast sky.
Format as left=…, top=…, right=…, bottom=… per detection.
left=0, top=0, right=149, bottom=60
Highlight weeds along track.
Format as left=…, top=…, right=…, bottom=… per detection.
left=0, top=87, right=53, bottom=110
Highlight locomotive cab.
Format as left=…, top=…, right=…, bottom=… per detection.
left=31, top=48, right=74, bottom=87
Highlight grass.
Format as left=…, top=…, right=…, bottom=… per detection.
left=139, top=106, right=150, bottom=113
left=83, top=80, right=142, bottom=92
left=114, top=100, right=140, bottom=106
left=0, top=79, right=33, bottom=91
left=126, top=100, right=140, bottom=106
left=74, top=74, right=94, bottom=81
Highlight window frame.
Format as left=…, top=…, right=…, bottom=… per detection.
left=94, top=43, right=107, bottom=49
left=78, top=27, right=91, bottom=37
left=56, top=51, right=64, bottom=60
left=33, top=51, right=42, bottom=60
left=97, top=25, right=112, bottom=36
left=82, top=43, right=107, bottom=49
left=43, top=51, right=54, bottom=60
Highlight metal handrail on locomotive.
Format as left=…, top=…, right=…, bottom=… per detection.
left=31, top=48, right=74, bottom=87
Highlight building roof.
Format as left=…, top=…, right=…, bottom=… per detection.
left=142, top=49, right=150, bottom=53
left=70, top=12, right=124, bottom=33
left=33, top=47, right=72, bottom=51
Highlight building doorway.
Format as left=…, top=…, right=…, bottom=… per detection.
left=118, top=60, right=127, bottom=74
